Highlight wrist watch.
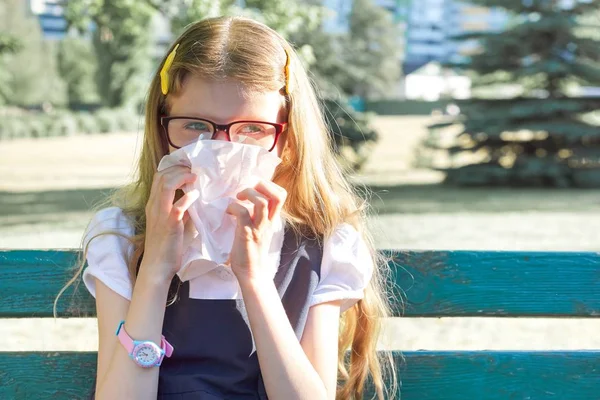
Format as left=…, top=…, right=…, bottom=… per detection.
left=115, top=320, right=174, bottom=368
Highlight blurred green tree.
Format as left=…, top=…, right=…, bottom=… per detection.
left=286, top=25, right=380, bottom=170
left=347, top=0, right=402, bottom=99
left=429, top=0, right=600, bottom=187
left=0, top=0, right=66, bottom=107
left=65, top=0, right=321, bottom=108
left=289, top=16, right=352, bottom=99
left=285, top=1, right=391, bottom=169
left=321, top=98, right=379, bottom=171
left=0, top=34, right=21, bottom=106
left=0, top=34, right=20, bottom=54
left=64, top=0, right=156, bottom=108
left=240, top=0, right=322, bottom=39
left=156, top=0, right=321, bottom=39
left=153, top=0, right=234, bottom=35
left=58, top=37, right=100, bottom=107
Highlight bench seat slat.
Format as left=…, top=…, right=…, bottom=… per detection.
left=1, top=351, right=598, bottom=399
left=1, top=250, right=599, bottom=318
left=395, top=350, right=600, bottom=399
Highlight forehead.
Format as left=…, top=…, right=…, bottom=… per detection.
left=167, top=75, right=284, bottom=122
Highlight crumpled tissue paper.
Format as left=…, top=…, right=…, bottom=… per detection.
left=157, top=140, right=284, bottom=283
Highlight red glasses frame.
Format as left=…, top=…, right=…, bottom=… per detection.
left=160, top=116, right=287, bottom=152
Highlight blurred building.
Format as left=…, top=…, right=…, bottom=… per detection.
left=404, top=0, right=509, bottom=74
left=28, top=0, right=67, bottom=40
left=323, top=0, right=509, bottom=75
left=404, top=61, right=471, bottom=100
left=322, top=0, right=508, bottom=98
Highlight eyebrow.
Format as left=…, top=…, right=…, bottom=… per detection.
left=168, top=109, right=279, bottom=122
left=168, top=114, right=276, bottom=122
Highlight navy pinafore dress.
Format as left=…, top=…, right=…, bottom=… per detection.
left=92, top=228, right=323, bottom=399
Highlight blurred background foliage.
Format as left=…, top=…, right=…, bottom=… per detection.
left=2, top=0, right=600, bottom=183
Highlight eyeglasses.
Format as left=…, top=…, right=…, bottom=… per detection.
left=160, top=116, right=287, bottom=152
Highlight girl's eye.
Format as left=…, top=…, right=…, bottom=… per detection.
left=237, top=124, right=265, bottom=134
left=185, top=121, right=211, bottom=132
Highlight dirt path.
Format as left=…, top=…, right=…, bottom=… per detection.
left=0, top=131, right=141, bottom=192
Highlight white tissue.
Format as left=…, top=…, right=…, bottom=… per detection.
left=157, top=140, right=284, bottom=283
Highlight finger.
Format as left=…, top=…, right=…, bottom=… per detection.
left=226, top=201, right=253, bottom=227
left=236, top=188, right=269, bottom=229
left=171, top=189, right=200, bottom=221
left=158, top=170, right=197, bottom=212
left=253, top=180, right=287, bottom=220
left=150, top=165, right=190, bottom=200
left=149, top=166, right=193, bottom=214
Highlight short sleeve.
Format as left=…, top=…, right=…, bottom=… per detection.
left=81, top=207, right=135, bottom=300
left=310, top=223, right=374, bottom=312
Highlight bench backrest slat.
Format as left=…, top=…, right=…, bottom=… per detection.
left=2, top=351, right=599, bottom=399
left=2, top=250, right=599, bottom=318
left=390, top=250, right=600, bottom=317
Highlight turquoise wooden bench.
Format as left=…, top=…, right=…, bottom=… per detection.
left=1, top=250, right=599, bottom=399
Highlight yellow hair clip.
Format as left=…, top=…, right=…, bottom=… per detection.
left=284, top=48, right=293, bottom=95
left=160, top=43, right=180, bottom=95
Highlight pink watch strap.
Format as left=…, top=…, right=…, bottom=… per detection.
left=116, top=321, right=135, bottom=354
left=116, top=320, right=174, bottom=358
left=161, top=335, right=174, bottom=357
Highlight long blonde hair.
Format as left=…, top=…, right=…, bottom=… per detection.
left=56, top=16, right=396, bottom=399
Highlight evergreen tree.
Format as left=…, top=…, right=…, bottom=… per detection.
left=430, top=0, right=600, bottom=187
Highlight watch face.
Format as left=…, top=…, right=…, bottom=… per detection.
left=133, top=342, right=161, bottom=368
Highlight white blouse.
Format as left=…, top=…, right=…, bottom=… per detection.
left=82, top=207, right=373, bottom=312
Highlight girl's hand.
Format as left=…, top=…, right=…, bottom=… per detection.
left=225, top=180, right=287, bottom=285
left=141, top=165, right=199, bottom=283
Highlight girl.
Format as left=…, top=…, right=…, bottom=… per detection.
left=59, top=16, right=395, bottom=400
